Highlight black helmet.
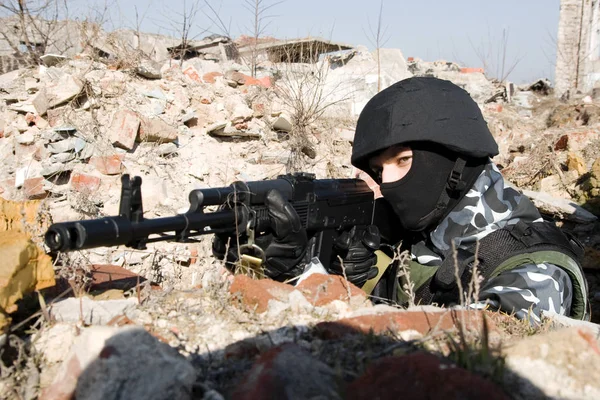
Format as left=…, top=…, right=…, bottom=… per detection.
left=351, top=76, right=498, bottom=175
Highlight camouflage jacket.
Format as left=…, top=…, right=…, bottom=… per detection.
left=405, top=162, right=589, bottom=322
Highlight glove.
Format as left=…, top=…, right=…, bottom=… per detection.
left=328, top=225, right=380, bottom=288
left=212, top=189, right=308, bottom=281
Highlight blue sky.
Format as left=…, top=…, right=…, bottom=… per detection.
left=69, top=0, right=560, bottom=83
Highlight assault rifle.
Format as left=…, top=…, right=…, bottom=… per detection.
left=44, top=173, right=399, bottom=270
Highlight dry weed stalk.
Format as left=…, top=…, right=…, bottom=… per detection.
left=0, top=0, right=71, bottom=67
left=466, top=241, right=483, bottom=307
left=274, top=41, right=353, bottom=172
left=446, top=313, right=505, bottom=384
left=337, top=255, right=354, bottom=302
left=241, top=0, right=282, bottom=77
left=54, top=252, right=92, bottom=298
left=394, top=246, right=415, bottom=307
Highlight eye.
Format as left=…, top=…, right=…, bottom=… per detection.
left=396, top=155, right=413, bottom=167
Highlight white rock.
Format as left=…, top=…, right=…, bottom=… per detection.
left=50, top=297, right=139, bottom=325
left=50, top=152, right=75, bottom=163
left=16, top=131, right=35, bottom=145
left=271, top=113, right=293, bottom=132
left=33, top=323, right=78, bottom=364
left=522, top=189, right=598, bottom=223
left=47, top=138, right=77, bottom=153
left=288, top=290, right=313, bottom=313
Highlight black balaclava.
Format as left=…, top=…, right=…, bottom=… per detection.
left=379, top=142, right=486, bottom=233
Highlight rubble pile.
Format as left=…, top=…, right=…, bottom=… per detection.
left=0, top=22, right=600, bottom=400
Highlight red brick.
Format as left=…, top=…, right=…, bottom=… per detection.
left=200, top=97, right=212, bottom=104
left=485, top=104, right=503, bottom=113
left=296, top=274, right=366, bottom=306
left=554, top=134, right=569, bottom=151
left=407, top=57, right=414, bottom=62
left=257, top=76, right=272, bottom=88
left=109, top=110, right=140, bottom=150
left=22, top=177, right=47, bottom=199
left=70, top=173, right=101, bottom=193
left=89, top=264, right=152, bottom=291
left=25, top=112, right=36, bottom=126
left=88, top=154, right=124, bottom=175
left=243, top=75, right=262, bottom=86
left=183, top=66, right=202, bottom=82
left=202, top=71, right=223, bottom=84
left=346, top=352, right=510, bottom=400
left=460, top=67, right=485, bottom=74
left=315, top=310, right=499, bottom=339
left=229, top=275, right=294, bottom=313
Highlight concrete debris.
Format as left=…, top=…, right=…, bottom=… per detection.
left=523, top=189, right=598, bottom=223
left=139, top=116, right=178, bottom=143
left=503, top=327, right=600, bottom=399
left=49, top=297, right=138, bottom=325
left=157, top=142, right=178, bottom=156
left=40, top=54, right=68, bottom=67
left=271, top=113, right=293, bottom=132
left=109, top=110, right=141, bottom=150
left=206, top=121, right=228, bottom=136
left=135, top=60, right=163, bottom=79
left=88, top=155, right=124, bottom=175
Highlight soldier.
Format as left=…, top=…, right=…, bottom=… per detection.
left=214, top=77, right=589, bottom=322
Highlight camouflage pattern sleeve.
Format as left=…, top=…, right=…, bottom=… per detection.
left=473, top=263, right=573, bottom=322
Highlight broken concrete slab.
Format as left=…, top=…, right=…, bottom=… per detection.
left=271, top=113, right=293, bottom=132
left=157, top=142, right=178, bottom=156
left=206, top=121, right=228, bottom=136
left=49, top=152, right=76, bottom=163
left=522, top=189, right=598, bottom=223
left=49, top=297, right=138, bottom=325
left=32, top=74, right=85, bottom=114
left=22, top=177, right=47, bottom=200
left=109, top=110, right=141, bottom=150
left=47, top=137, right=80, bottom=154
left=502, top=327, right=600, bottom=400
left=135, top=60, right=163, bottom=79
left=138, top=117, right=178, bottom=143
left=88, top=154, right=124, bottom=175
left=0, top=69, right=21, bottom=90
left=40, top=54, right=68, bottom=67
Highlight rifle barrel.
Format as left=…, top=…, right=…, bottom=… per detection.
left=44, top=210, right=237, bottom=252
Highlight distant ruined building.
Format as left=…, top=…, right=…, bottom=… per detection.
left=556, top=0, right=600, bottom=97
